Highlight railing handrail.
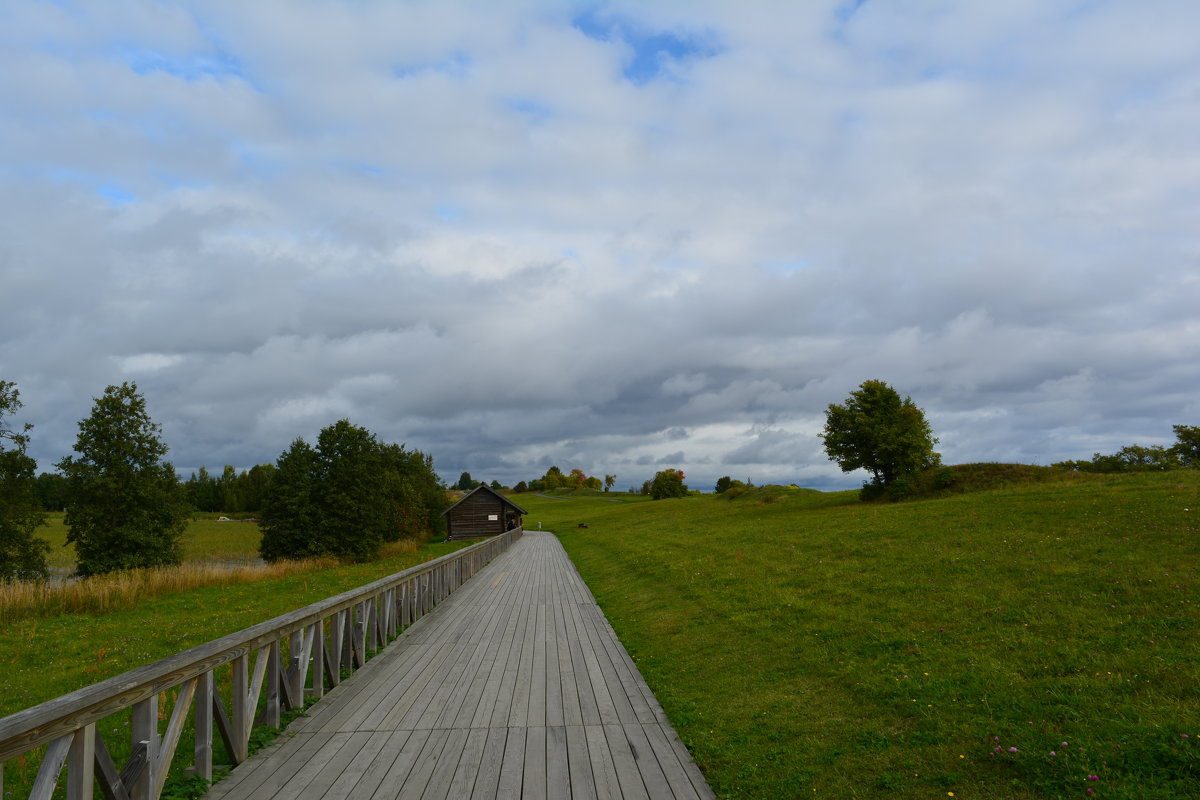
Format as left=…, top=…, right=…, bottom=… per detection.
left=0, top=530, right=519, bottom=763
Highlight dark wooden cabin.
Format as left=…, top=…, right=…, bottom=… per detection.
left=442, top=484, right=527, bottom=540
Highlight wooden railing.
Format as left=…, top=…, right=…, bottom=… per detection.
left=0, top=528, right=522, bottom=800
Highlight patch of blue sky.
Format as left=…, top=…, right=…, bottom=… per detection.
left=562, top=248, right=581, bottom=261
left=503, top=97, right=554, bottom=123
left=435, top=204, right=462, bottom=223
left=115, top=44, right=245, bottom=83
left=44, top=168, right=137, bottom=205
left=328, top=160, right=385, bottom=178
left=231, top=143, right=283, bottom=179
left=391, top=51, right=472, bottom=80
left=834, top=0, right=870, bottom=25
left=571, top=6, right=722, bottom=85
left=759, top=259, right=810, bottom=275
left=97, top=184, right=136, bottom=207
left=151, top=168, right=209, bottom=192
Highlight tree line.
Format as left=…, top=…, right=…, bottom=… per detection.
left=1052, top=425, right=1199, bottom=473
left=0, top=380, right=447, bottom=582
left=455, top=466, right=618, bottom=494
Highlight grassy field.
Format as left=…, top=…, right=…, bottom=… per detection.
left=525, top=474, right=1199, bottom=799
left=35, top=512, right=264, bottom=571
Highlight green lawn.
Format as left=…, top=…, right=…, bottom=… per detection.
left=523, top=475, right=1199, bottom=799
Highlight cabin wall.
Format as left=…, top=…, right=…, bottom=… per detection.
left=447, top=492, right=509, bottom=539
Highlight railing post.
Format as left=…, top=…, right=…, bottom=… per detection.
left=310, top=620, right=325, bottom=699
left=193, top=671, right=213, bottom=781
left=341, top=607, right=354, bottom=672
left=231, top=655, right=249, bottom=763
left=66, top=724, right=94, bottom=800
left=130, top=694, right=158, bottom=800
left=265, top=640, right=281, bottom=729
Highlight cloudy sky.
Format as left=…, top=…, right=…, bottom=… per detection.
left=2, top=0, right=1198, bottom=492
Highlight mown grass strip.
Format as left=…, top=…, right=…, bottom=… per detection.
left=525, top=473, right=1200, bottom=799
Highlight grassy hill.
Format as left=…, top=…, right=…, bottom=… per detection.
left=520, top=470, right=1199, bottom=799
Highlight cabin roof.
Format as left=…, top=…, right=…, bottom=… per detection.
left=441, top=484, right=529, bottom=517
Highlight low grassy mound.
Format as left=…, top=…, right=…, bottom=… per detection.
left=524, top=470, right=1200, bottom=799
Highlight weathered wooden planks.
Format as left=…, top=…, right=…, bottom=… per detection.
left=203, top=532, right=713, bottom=800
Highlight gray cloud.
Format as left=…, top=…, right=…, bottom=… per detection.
left=2, top=1, right=1198, bottom=493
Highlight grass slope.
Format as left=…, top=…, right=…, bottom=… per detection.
left=522, top=474, right=1199, bottom=799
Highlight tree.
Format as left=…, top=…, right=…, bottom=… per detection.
left=261, top=421, right=447, bottom=562
left=456, top=471, right=478, bottom=491
left=649, top=468, right=688, bottom=499
left=259, top=439, right=323, bottom=561
left=1, top=381, right=49, bottom=581
left=57, top=382, right=191, bottom=576
left=820, top=379, right=940, bottom=489
left=604, top=474, right=616, bottom=492
left=378, top=442, right=447, bottom=542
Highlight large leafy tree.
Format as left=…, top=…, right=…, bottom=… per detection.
left=820, top=379, right=940, bottom=488
left=0, top=380, right=50, bottom=581
left=57, top=382, right=191, bottom=576
left=649, top=468, right=688, bottom=499
left=260, top=421, right=446, bottom=562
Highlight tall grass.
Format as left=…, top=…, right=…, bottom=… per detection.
left=2, top=535, right=420, bottom=622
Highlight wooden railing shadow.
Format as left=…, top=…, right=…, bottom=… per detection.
left=0, top=528, right=522, bottom=800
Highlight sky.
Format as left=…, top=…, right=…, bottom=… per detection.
left=2, top=0, right=1198, bottom=492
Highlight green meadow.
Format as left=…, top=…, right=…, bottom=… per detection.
left=35, top=512, right=264, bottom=571
left=526, top=472, right=1199, bottom=799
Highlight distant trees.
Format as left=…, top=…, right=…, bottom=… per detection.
left=820, top=379, right=940, bottom=493
left=57, top=382, right=191, bottom=576
left=1054, top=425, right=1200, bottom=473
left=184, top=463, right=276, bottom=513
left=260, top=420, right=446, bottom=563
left=455, top=472, right=479, bottom=491
left=0, top=381, right=49, bottom=581
left=527, top=466, right=603, bottom=492
left=604, top=474, right=616, bottom=492
left=33, top=472, right=67, bottom=511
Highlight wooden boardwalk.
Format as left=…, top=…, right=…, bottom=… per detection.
left=204, top=532, right=713, bottom=800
